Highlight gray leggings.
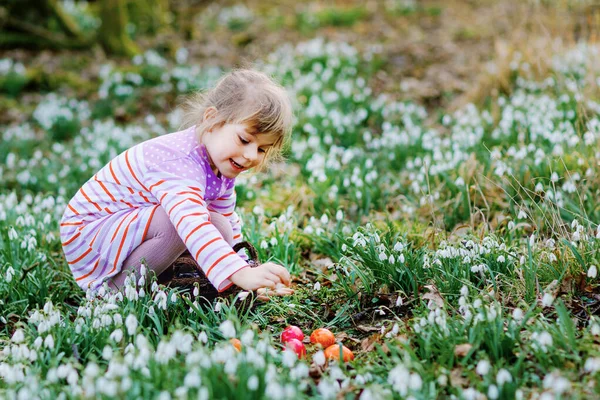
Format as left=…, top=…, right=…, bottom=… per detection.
left=108, top=206, right=233, bottom=290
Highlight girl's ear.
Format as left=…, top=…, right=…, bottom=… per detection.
left=203, top=107, right=217, bottom=122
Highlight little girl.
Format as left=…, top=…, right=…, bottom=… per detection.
left=60, top=69, right=293, bottom=295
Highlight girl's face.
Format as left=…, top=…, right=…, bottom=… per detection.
left=201, top=122, right=277, bottom=179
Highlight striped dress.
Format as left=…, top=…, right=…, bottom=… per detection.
left=60, top=126, right=249, bottom=291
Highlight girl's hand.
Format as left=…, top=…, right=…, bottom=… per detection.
left=229, top=262, right=291, bottom=291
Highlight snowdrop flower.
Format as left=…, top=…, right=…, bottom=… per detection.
left=476, top=359, right=491, bottom=376
left=531, top=331, right=553, bottom=352
left=11, top=329, right=24, bottom=343
left=198, top=331, right=208, bottom=344
left=44, top=334, right=55, bottom=349
left=512, top=308, right=524, bottom=322
left=336, top=210, right=344, bottom=221
left=193, top=285, right=200, bottom=297
left=5, top=266, right=15, bottom=283
left=247, top=375, right=259, bottom=391
left=488, top=384, right=499, bottom=399
left=219, top=320, right=236, bottom=338
left=518, top=209, right=527, bottom=219
left=588, top=265, right=597, bottom=278
left=314, top=281, right=321, bottom=291
left=109, top=328, right=123, bottom=343
left=313, top=350, right=326, bottom=366
left=496, top=369, right=512, bottom=385
left=584, top=357, right=600, bottom=372
left=396, top=296, right=403, bottom=307
left=541, top=292, right=555, bottom=307
left=497, top=255, right=505, bottom=263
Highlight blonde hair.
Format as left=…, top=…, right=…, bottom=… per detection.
left=180, top=69, right=293, bottom=168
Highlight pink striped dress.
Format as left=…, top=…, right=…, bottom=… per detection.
left=60, top=126, right=249, bottom=291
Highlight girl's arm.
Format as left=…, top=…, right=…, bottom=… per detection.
left=209, top=183, right=248, bottom=260
left=144, top=159, right=249, bottom=292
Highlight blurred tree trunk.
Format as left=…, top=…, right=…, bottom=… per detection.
left=0, top=0, right=88, bottom=49
left=98, top=0, right=140, bottom=57
left=129, top=0, right=170, bottom=35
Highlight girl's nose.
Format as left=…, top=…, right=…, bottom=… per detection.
left=244, top=147, right=258, bottom=162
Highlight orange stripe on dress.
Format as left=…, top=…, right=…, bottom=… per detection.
left=168, top=197, right=203, bottom=216
left=206, top=252, right=236, bottom=277
left=95, top=177, right=117, bottom=202
left=68, top=204, right=80, bottom=215
left=75, top=259, right=100, bottom=282
left=233, top=234, right=241, bottom=240
left=138, top=191, right=150, bottom=203
left=68, top=247, right=93, bottom=265
left=188, top=186, right=203, bottom=192
left=125, top=150, right=149, bottom=191
left=104, top=207, right=113, bottom=214
left=222, top=212, right=233, bottom=217
left=110, top=214, right=130, bottom=243
left=89, top=229, right=101, bottom=248
left=159, top=193, right=168, bottom=203
left=184, top=221, right=211, bottom=242
left=119, top=199, right=134, bottom=208
left=176, top=212, right=207, bottom=230
left=142, top=205, right=159, bottom=242
left=108, top=214, right=138, bottom=274
left=109, top=161, right=121, bottom=185
left=149, top=180, right=166, bottom=191
left=62, top=232, right=81, bottom=246
left=177, top=191, right=205, bottom=201
left=194, top=236, right=220, bottom=259
left=81, top=188, right=102, bottom=211
left=218, top=281, right=235, bottom=292
left=60, top=221, right=83, bottom=227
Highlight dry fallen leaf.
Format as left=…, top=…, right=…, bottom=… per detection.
left=454, top=343, right=473, bottom=357
left=361, top=334, right=382, bottom=352
left=450, top=368, right=468, bottom=387
left=423, top=284, right=445, bottom=308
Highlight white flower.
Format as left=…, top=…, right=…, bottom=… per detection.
left=247, top=375, right=259, bottom=391
left=219, top=320, right=236, bottom=338
left=335, top=210, right=344, bottom=221
left=198, top=331, right=208, bottom=344
left=193, top=285, right=200, bottom=297
left=125, top=314, right=138, bottom=336
left=109, top=328, right=123, bottom=343
left=584, top=357, right=600, bottom=372
left=11, top=329, right=25, bottom=343
left=497, top=255, right=505, bottom=263
left=488, top=384, right=499, bottom=399
left=44, top=334, right=55, bottom=349
left=587, top=265, right=597, bottom=278
left=496, top=369, right=512, bottom=385
left=313, top=350, right=326, bottom=366
left=512, top=308, right=524, bottom=322
left=314, top=281, right=321, bottom=291
left=541, top=292, right=554, bottom=307
left=476, top=359, right=491, bottom=376
left=6, top=266, right=15, bottom=283
left=518, top=209, right=527, bottom=219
